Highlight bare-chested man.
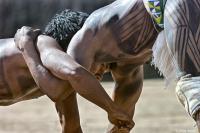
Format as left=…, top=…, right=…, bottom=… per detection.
left=1, top=10, right=134, bottom=133
left=16, top=0, right=200, bottom=132
left=15, top=0, right=155, bottom=132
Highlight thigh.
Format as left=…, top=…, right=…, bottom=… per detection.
left=164, top=0, right=200, bottom=76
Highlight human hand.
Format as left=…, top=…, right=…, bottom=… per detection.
left=108, top=126, right=130, bottom=133
left=108, top=105, right=134, bottom=132
left=14, top=26, right=41, bottom=51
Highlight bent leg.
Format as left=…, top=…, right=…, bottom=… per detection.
left=164, top=0, right=200, bottom=130
left=109, top=63, right=143, bottom=132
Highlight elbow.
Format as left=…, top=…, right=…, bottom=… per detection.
left=61, top=66, right=86, bottom=82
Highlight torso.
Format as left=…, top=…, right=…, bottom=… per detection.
left=0, top=38, right=42, bottom=105
left=84, top=0, right=158, bottom=64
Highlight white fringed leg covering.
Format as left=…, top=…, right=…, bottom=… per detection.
left=176, top=75, right=200, bottom=119
left=152, top=31, right=184, bottom=86
left=152, top=31, right=200, bottom=119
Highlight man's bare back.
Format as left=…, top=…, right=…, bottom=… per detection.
left=67, top=0, right=157, bottom=66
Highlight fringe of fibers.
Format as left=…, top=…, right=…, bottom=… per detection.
left=151, top=31, right=180, bottom=87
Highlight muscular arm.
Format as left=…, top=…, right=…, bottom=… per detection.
left=17, top=36, right=73, bottom=102
left=36, top=33, right=134, bottom=128
left=111, top=63, right=143, bottom=117
left=36, top=34, right=114, bottom=114
left=109, top=63, right=143, bottom=132
left=15, top=26, right=134, bottom=128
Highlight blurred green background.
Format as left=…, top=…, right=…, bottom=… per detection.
left=0, top=0, right=161, bottom=79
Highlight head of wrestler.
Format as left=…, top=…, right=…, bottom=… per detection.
left=44, top=9, right=108, bottom=80
left=43, top=9, right=88, bottom=51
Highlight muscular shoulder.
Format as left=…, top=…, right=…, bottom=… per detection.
left=84, top=0, right=137, bottom=29
left=83, top=1, right=120, bottom=32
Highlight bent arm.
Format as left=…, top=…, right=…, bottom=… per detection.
left=36, top=35, right=114, bottom=113
left=15, top=26, right=134, bottom=128
left=17, top=36, right=73, bottom=102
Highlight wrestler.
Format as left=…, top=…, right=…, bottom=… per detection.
left=0, top=10, right=89, bottom=133
left=19, top=0, right=200, bottom=132
left=1, top=10, right=134, bottom=133
left=64, top=0, right=200, bottom=131
left=15, top=0, right=156, bottom=132
left=142, top=0, right=200, bottom=132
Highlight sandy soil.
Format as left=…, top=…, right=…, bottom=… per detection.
left=0, top=80, right=197, bottom=133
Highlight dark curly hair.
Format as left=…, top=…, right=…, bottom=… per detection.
left=44, top=9, right=89, bottom=51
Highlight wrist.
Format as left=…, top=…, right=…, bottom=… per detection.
left=18, top=36, right=34, bottom=52
left=20, top=36, right=33, bottom=42
left=107, top=101, right=117, bottom=114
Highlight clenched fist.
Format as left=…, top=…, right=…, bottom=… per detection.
left=14, top=26, right=41, bottom=51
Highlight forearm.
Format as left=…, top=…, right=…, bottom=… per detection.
left=40, top=49, right=113, bottom=113
left=19, top=37, right=72, bottom=101
left=36, top=40, right=112, bottom=113
left=112, top=65, right=143, bottom=116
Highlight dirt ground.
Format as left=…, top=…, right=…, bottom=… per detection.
left=0, top=80, right=197, bottom=133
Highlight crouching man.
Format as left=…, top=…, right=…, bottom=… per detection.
left=15, top=16, right=135, bottom=133
left=1, top=10, right=134, bottom=133
left=15, top=0, right=155, bottom=132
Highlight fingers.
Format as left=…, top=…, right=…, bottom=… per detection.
left=14, top=26, right=41, bottom=51
left=15, top=26, right=41, bottom=42
left=117, top=119, right=134, bottom=130
left=110, top=126, right=132, bottom=133
left=136, top=49, right=152, bottom=59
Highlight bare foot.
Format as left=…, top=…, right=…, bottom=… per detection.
left=107, top=105, right=134, bottom=131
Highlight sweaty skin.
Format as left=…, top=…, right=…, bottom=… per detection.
left=14, top=27, right=134, bottom=131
